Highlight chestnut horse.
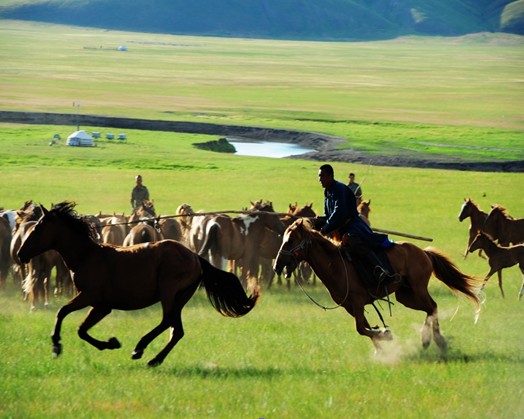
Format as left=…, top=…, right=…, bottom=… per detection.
left=468, top=231, right=524, bottom=299
left=273, top=219, right=481, bottom=355
left=18, top=202, right=259, bottom=367
left=484, top=205, right=524, bottom=246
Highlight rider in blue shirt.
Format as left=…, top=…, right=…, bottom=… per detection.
left=316, top=164, right=394, bottom=284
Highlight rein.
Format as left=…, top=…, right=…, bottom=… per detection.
left=283, top=238, right=350, bottom=311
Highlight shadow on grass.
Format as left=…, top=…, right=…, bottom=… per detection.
left=405, top=348, right=524, bottom=364
left=157, top=364, right=284, bottom=379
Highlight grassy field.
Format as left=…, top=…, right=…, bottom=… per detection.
left=0, top=20, right=523, bottom=418
left=1, top=20, right=523, bottom=162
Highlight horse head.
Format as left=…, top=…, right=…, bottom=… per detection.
left=484, top=205, right=513, bottom=238
left=274, top=218, right=314, bottom=278
left=18, top=202, right=81, bottom=263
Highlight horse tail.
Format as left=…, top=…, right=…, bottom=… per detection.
left=198, top=220, right=219, bottom=257
left=424, top=247, right=482, bottom=308
left=199, top=256, right=260, bottom=317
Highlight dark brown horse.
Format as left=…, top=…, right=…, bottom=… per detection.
left=273, top=219, right=482, bottom=355
left=468, top=231, right=524, bottom=299
left=18, top=202, right=259, bottom=367
left=458, top=198, right=489, bottom=258
left=484, top=205, right=524, bottom=246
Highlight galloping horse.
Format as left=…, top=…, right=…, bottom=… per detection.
left=458, top=198, right=489, bottom=258
left=18, top=202, right=259, bottom=367
left=468, top=231, right=524, bottom=299
left=273, top=219, right=481, bottom=355
left=484, top=205, right=524, bottom=246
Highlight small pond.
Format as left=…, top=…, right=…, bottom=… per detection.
left=227, top=138, right=316, bottom=158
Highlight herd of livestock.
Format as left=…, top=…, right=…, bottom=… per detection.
left=458, top=198, right=524, bottom=299
left=0, top=197, right=522, bottom=311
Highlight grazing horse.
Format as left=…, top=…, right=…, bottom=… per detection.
left=468, top=231, right=524, bottom=299
left=484, top=205, right=524, bottom=246
left=273, top=219, right=482, bottom=355
left=458, top=198, right=489, bottom=258
left=17, top=202, right=259, bottom=367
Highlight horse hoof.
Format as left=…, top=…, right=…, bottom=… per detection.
left=108, top=337, right=121, bottom=350
left=147, top=358, right=163, bottom=368
left=52, top=343, right=62, bottom=357
left=131, top=349, right=143, bottom=360
left=382, top=329, right=393, bottom=340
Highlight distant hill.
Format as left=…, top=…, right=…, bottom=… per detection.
left=1, top=0, right=523, bottom=40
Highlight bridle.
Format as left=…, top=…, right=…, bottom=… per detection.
left=278, top=238, right=311, bottom=261
left=278, top=236, right=350, bottom=311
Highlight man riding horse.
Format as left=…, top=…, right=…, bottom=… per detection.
left=315, top=164, right=394, bottom=287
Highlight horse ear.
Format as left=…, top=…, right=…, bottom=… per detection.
left=41, top=205, right=49, bottom=216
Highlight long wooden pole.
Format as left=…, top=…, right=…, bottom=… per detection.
left=116, top=209, right=434, bottom=241
left=372, top=227, right=433, bottom=242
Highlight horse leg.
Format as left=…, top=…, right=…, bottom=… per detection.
left=519, top=267, right=524, bottom=300
left=497, top=270, right=505, bottom=298
left=349, top=302, right=391, bottom=353
left=395, top=287, right=447, bottom=355
left=51, top=292, right=91, bottom=357
left=77, top=306, right=121, bottom=351
left=132, top=284, right=198, bottom=367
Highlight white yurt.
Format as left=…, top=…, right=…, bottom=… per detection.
left=66, top=130, right=94, bottom=147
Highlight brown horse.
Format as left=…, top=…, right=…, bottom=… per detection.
left=468, top=231, right=524, bottom=299
left=123, top=223, right=162, bottom=246
left=199, top=205, right=285, bottom=288
left=484, top=205, right=524, bottom=246
left=273, top=219, right=481, bottom=355
left=18, top=202, right=259, bottom=367
left=358, top=199, right=371, bottom=226
left=458, top=198, right=489, bottom=258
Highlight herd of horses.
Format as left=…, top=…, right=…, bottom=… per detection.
left=0, top=196, right=521, bottom=365
left=458, top=198, right=524, bottom=299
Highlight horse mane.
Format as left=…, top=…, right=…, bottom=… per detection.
left=49, top=201, right=98, bottom=241
left=490, top=204, right=514, bottom=220
left=294, top=218, right=340, bottom=251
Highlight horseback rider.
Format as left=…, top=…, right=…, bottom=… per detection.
left=130, top=174, right=150, bottom=211
left=315, top=164, right=394, bottom=285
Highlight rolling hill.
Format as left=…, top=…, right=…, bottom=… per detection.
left=1, top=0, right=523, bottom=40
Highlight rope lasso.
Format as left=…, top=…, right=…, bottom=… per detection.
left=293, top=246, right=350, bottom=311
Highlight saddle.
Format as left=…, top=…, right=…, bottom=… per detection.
left=340, top=241, right=397, bottom=295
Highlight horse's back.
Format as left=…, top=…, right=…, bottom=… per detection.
left=385, top=241, right=433, bottom=276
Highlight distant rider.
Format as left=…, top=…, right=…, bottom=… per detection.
left=130, top=174, right=150, bottom=211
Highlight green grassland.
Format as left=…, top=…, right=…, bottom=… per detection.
left=0, top=21, right=523, bottom=418
left=1, top=21, right=523, bottom=162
